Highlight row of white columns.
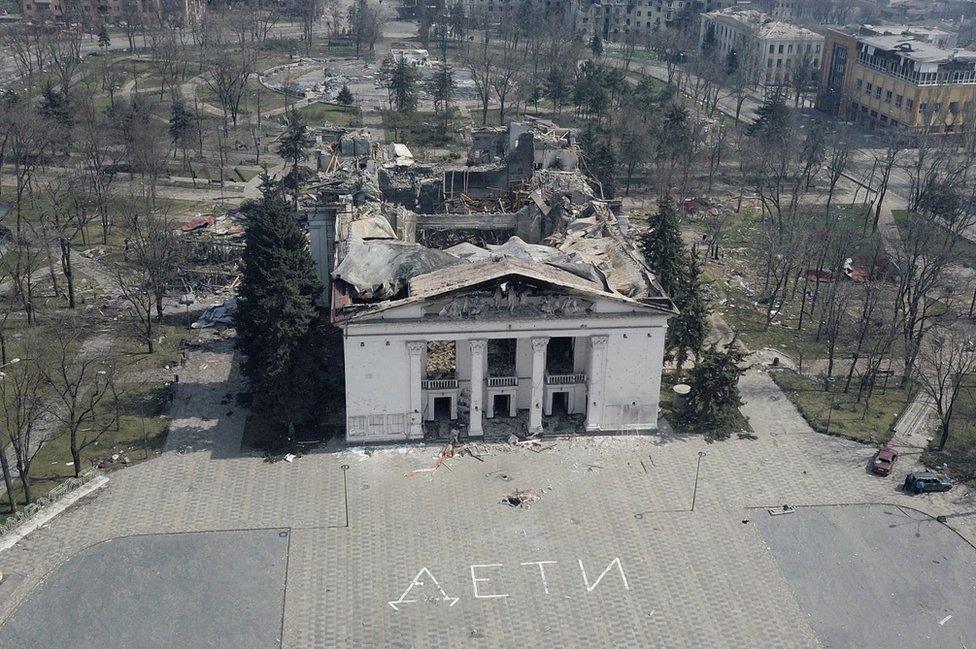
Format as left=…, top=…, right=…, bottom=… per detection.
left=406, top=334, right=610, bottom=438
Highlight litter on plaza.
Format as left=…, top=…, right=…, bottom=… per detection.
left=503, top=490, right=539, bottom=508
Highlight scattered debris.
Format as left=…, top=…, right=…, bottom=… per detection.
left=503, top=490, right=539, bottom=508
left=182, top=213, right=217, bottom=232
left=191, top=297, right=237, bottom=329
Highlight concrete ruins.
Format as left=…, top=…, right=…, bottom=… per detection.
left=305, top=120, right=677, bottom=443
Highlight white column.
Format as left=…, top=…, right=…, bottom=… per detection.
left=586, top=335, right=609, bottom=432
left=468, top=340, right=486, bottom=437
left=529, top=337, right=549, bottom=434
left=407, top=341, right=425, bottom=438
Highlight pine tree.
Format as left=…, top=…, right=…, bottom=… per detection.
left=640, top=196, right=686, bottom=297
left=336, top=84, right=354, bottom=105
left=98, top=25, right=111, bottom=49
left=170, top=99, right=194, bottom=171
left=276, top=109, right=313, bottom=210
left=237, top=191, right=324, bottom=443
left=747, top=90, right=791, bottom=141
left=590, top=34, right=604, bottom=57
left=684, top=342, right=746, bottom=436
left=426, top=61, right=456, bottom=135
left=667, top=251, right=710, bottom=372
left=387, top=58, right=420, bottom=113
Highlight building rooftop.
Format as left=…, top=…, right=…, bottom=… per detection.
left=860, top=24, right=955, bottom=40
left=320, top=120, right=676, bottom=322
left=858, top=35, right=976, bottom=64
left=704, top=9, right=823, bottom=41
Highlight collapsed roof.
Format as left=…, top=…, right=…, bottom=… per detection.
left=319, top=119, right=676, bottom=321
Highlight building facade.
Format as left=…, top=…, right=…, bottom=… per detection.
left=699, top=8, right=823, bottom=87
left=18, top=0, right=203, bottom=25
left=307, top=121, right=677, bottom=444
left=817, top=25, right=976, bottom=132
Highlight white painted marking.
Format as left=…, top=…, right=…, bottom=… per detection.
left=470, top=564, right=509, bottom=599
left=939, top=615, right=952, bottom=626
left=388, top=568, right=459, bottom=611
left=578, top=558, right=630, bottom=593
left=521, top=561, right=557, bottom=595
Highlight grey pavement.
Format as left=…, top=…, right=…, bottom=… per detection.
left=0, top=528, right=289, bottom=649
left=0, top=339, right=974, bottom=647
left=755, top=504, right=976, bottom=648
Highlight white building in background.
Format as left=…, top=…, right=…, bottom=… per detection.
left=699, top=8, right=824, bottom=87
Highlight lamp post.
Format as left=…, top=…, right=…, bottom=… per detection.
left=691, top=450, right=706, bottom=512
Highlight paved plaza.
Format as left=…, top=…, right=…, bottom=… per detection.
left=0, top=339, right=974, bottom=648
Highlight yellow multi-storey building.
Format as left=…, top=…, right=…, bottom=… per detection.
left=818, top=26, right=976, bottom=133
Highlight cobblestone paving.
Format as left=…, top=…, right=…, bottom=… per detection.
left=0, top=342, right=973, bottom=648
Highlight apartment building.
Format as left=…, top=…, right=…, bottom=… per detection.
left=698, top=8, right=823, bottom=87
left=19, top=0, right=203, bottom=25
left=459, top=0, right=733, bottom=41
left=818, top=25, right=976, bottom=132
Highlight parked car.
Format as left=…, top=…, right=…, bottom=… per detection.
left=903, top=472, right=953, bottom=494
left=871, top=448, right=898, bottom=475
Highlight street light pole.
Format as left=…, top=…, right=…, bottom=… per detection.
left=691, top=451, right=706, bottom=512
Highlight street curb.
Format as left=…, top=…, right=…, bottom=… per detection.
left=0, top=475, right=110, bottom=554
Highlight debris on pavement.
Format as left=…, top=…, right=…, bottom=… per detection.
left=503, top=490, right=539, bottom=508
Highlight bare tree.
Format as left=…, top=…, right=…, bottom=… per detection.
left=205, top=48, right=256, bottom=128
left=464, top=13, right=494, bottom=125
left=0, top=350, right=49, bottom=503
left=2, top=24, right=51, bottom=92
left=492, top=49, right=525, bottom=123
left=42, top=320, right=120, bottom=478
left=46, top=28, right=84, bottom=96
left=916, top=326, right=976, bottom=451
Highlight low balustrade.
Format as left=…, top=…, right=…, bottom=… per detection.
left=545, top=373, right=587, bottom=385
left=422, top=378, right=458, bottom=390
left=486, top=376, right=518, bottom=387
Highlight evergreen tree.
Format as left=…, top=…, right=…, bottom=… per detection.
left=546, top=65, right=568, bottom=114
left=747, top=90, right=791, bottom=141
left=683, top=342, right=746, bottom=436
left=425, top=62, right=456, bottom=134
left=590, top=34, right=603, bottom=57
left=236, top=191, right=324, bottom=443
left=276, top=110, right=313, bottom=210
left=640, top=196, right=686, bottom=296
left=336, top=84, right=354, bottom=105
left=387, top=58, right=420, bottom=113
left=169, top=99, right=194, bottom=171
left=449, top=0, right=466, bottom=40
left=667, top=250, right=710, bottom=372
left=98, top=25, right=111, bottom=49
left=578, top=123, right=617, bottom=198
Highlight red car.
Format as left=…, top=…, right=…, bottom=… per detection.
left=871, top=448, right=898, bottom=476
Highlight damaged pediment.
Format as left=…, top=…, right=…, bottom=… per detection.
left=430, top=282, right=595, bottom=319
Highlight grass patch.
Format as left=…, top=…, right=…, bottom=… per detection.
left=770, top=369, right=911, bottom=445
left=0, top=373, right=171, bottom=520
left=295, top=101, right=362, bottom=127
left=892, top=209, right=976, bottom=271
left=381, top=110, right=459, bottom=148
left=922, top=379, right=976, bottom=484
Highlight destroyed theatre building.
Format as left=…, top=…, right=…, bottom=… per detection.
left=306, top=121, right=677, bottom=444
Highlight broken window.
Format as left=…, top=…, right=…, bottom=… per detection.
left=426, top=341, right=457, bottom=379
left=488, top=339, right=517, bottom=377
left=546, top=337, right=575, bottom=375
